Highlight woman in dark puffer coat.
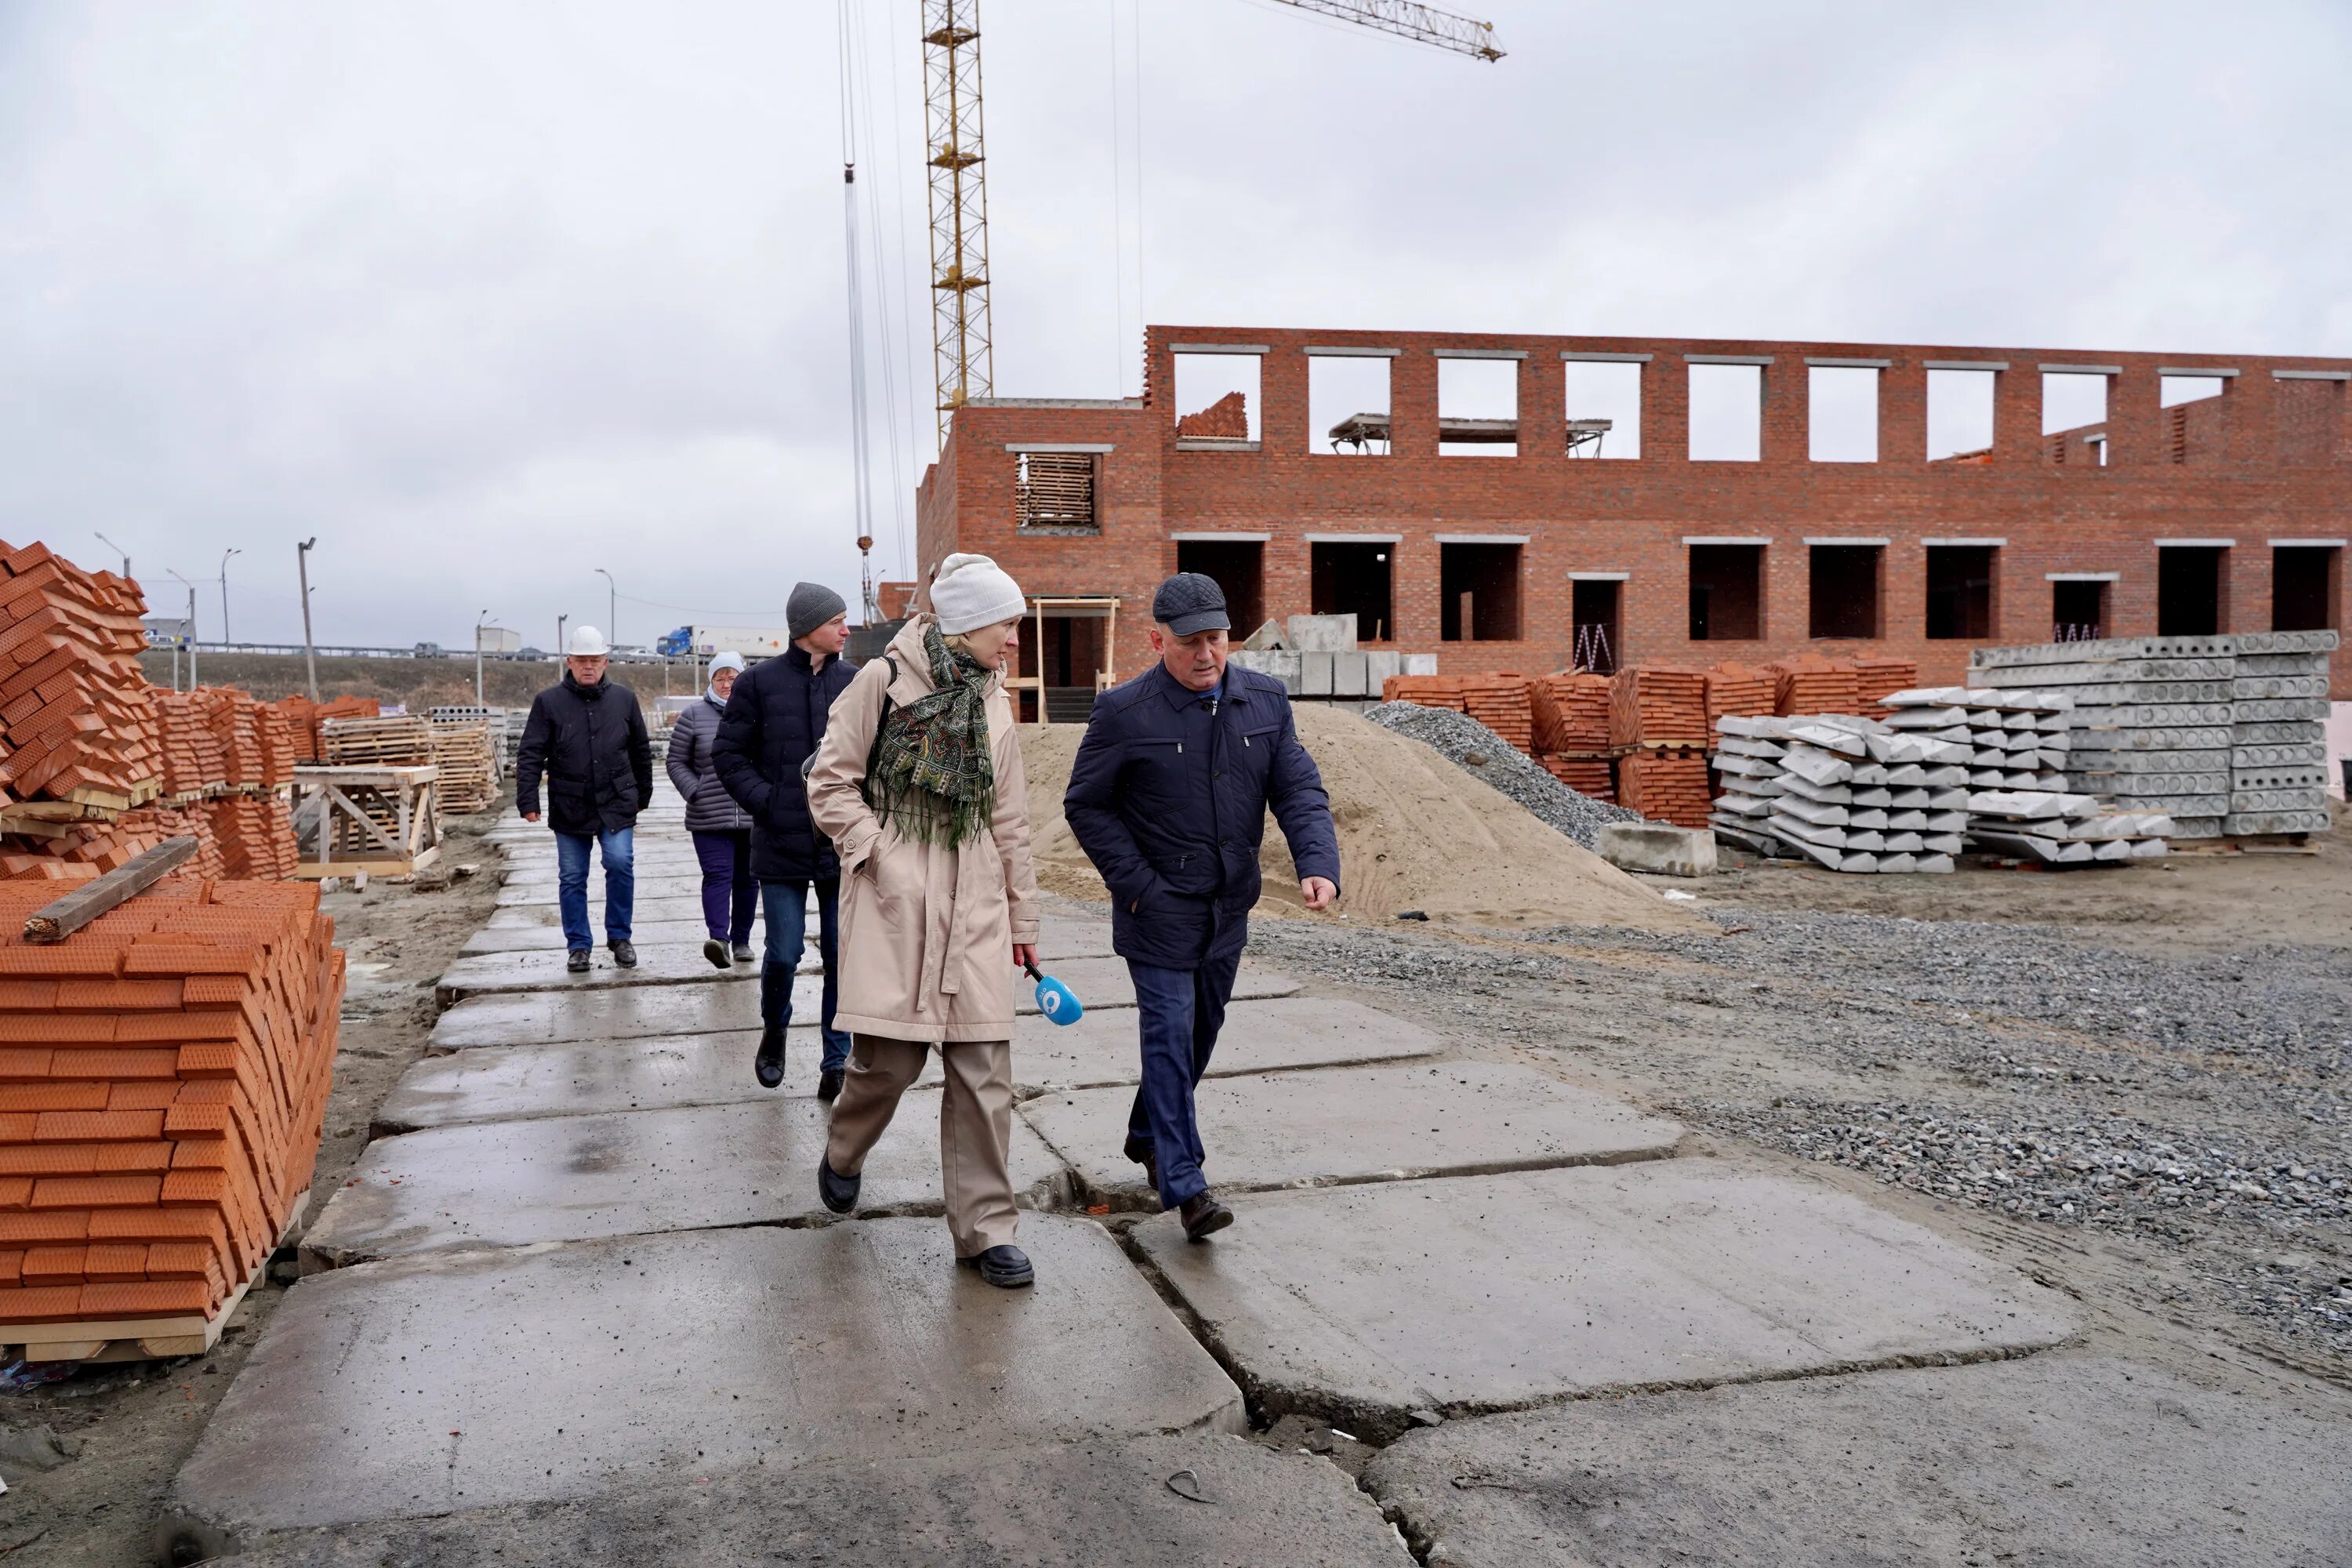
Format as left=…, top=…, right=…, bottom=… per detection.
left=666, top=651, right=759, bottom=967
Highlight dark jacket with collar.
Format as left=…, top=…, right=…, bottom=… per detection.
left=712, top=644, right=858, bottom=881
left=515, top=670, right=653, bottom=836
left=1063, top=661, right=1341, bottom=968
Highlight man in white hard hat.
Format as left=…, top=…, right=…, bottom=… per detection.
left=516, top=626, right=655, bottom=973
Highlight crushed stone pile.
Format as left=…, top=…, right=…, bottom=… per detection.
left=1363, top=702, right=1640, bottom=848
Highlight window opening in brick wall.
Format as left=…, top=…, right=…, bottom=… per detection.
left=2158, top=377, right=2227, bottom=466
left=2272, top=546, right=2339, bottom=632
left=1172, top=354, right=1259, bottom=445
left=2052, top=579, right=2107, bottom=641
left=1809, top=545, right=1882, bottom=639
left=1927, top=368, right=1996, bottom=462
left=1174, top=539, right=1264, bottom=635
left=1438, top=358, right=1519, bottom=456
left=1013, top=452, right=1098, bottom=531
left=1924, top=545, right=1996, bottom=640
left=1570, top=580, right=1621, bottom=673
left=1310, top=542, right=1392, bottom=641
left=2157, top=546, right=2227, bottom=636
left=1311, top=356, right=1392, bottom=454
left=2274, top=377, right=2345, bottom=466
left=2161, top=376, right=2225, bottom=407
left=2042, top=372, right=2109, bottom=465
left=1562, top=361, right=1640, bottom=458
left=1807, top=366, right=1879, bottom=462
left=1687, top=544, right=1763, bottom=640
left=1440, top=543, right=1522, bottom=641
left=1688, top=363, right=1762, bottom=461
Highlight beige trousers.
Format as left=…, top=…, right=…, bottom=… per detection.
left=824, top=1032, right=1018, bottom=1258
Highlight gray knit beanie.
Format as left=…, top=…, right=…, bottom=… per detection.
left=787, top=581, right=848, bottom=641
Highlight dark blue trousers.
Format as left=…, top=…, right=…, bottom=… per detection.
left=1125, top=949, right=1243, bottom=1210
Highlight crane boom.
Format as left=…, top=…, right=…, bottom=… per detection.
left=922, top=0, right=993, bottom=449
left=1266, top=0, right=1504, bottom=61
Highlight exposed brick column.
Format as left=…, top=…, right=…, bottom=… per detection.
left=2223, top=365, right=2277, bottom=466
left=1261, top=347, right=1308, bottom=464
left=1992, top=363, right=2040, bottom=464
left=1391, top=349, right=1439, bottom=462
left=1651, top=359, right=1690, bottom=466
left=1881, top=359, right=1926, bottom=464
left=1759, top=360, right=1804, bottom=464
left=2106, top=362, right=2161, bottom=468
left=1517, top=352, right=1564, bottom=476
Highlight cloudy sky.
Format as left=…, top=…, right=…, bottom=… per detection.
left=3, top=2, right=2347, bottom=649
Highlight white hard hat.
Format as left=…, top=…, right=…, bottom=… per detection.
left=566, top=625, right=610, bottom=657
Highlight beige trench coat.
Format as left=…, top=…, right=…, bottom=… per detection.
left=806, top=615, right=1040, bottom=1044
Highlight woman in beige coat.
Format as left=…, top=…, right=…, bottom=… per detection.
left=804, top=553, right=1041, bottom=1288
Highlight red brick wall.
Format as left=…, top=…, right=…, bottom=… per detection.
left=918, top=331, right=2352, bottom=695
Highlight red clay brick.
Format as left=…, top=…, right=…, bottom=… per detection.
left=78, top=1279, right=212, bottom=1318
left=0, top=1082, right=110, bottom=1113
left=92, top=1142, right=174, bottom=1174
left=0, top=1250, right=18, bottom=1286
left=0, top=1144, right=97, bottom=1176
left=82, top=1242, right=147, bottom=1283
left=19, top=1245, right=84, bottom=1286
left=0, top=1177, right=30, bottom=1209
left=32, top=1109, right=165, bottom=1142
left=143, top=1242, right=213, bottom=1279
left=0, top=1049, right=53, bottom=1080
left=31, top=1174, right=160, bottom=1209
left=104, top=1082, right=180, bottom=1112
left=0, top=1210, right=88, bottom=1244
left=0, top=1284, right=85, bottom=1323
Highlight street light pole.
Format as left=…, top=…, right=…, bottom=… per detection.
left=167, top=570, right=198, bottom=690
left=218, top=547, right=241, bottom=644
left=594, top=568, right=616, bottom=649
left=557, top=614, right=568, bottom=660
left=296, top=539, right=319, bottom=702
left=475, top=608, right=490, bottom=705
left=94, top=532, right=131, bottom=579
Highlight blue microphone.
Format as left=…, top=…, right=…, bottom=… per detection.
left=1025, top=960, right=1083, bottom=1025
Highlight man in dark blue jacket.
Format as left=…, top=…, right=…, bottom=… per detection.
left=713, top=583, right=858, bottom=1097
left=1065, top=573, right=1340, bottom=1240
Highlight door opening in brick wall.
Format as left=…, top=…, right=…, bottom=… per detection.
left=1809, top=545, right=1882, bottom=639
left=1687, top=545, right=1763, bottom=641
left=1925, top=546, right=1996, bottom=639
left=2052, top=579, right=2107, bottom=641
left=1311, top=542, right=1392, bottom=641
left=1438, top=357, right=1519, bottom=456
left=1175, top=539, right=1264, bottom=636
left=1807, top=366, right=1879, bottom=463
left=1440, top=543, right=1522, bottom=641
left=1013, top=452, right=1098, bottom=531
left=2157, top=546, right=2227, bottom=636
left=1562, top=361, right=1640, bottom=458
left=1312, top=355, right=1392, bottom=455
left=1927, top=368, right=1995, bottom=462
left=1172, top=354, right=1260, bottom=445
left=1017, top=614, right=1107, bottom=723
left=1688, top=363, right=1762, bottom=461
left=2272, top=546, right=2339, bottom=632
left=1570, top=580, right=1621, bottom=673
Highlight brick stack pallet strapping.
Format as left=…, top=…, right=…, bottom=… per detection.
left=0, top=542, right=162, bottom=811
left=1460, top=676, right=1535, bottom=755
left=0, top=877, right=343, bottom=1359
left=1711, top=713, right=1970, bottom=873
left=1529, top=672, right=1615, bottom=801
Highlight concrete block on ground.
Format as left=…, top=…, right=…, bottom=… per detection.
left=1402, top=653, right=1439, bottom=676
left=1330, top=651, right=1370, bottom=698
left=1127, top=1163, right=2076, bottom=1440
left=1594, top=822, right=1716, bottom=877
left=1364, top=649, right=1402, bottom=684
left=1360, top=1355, right=2352, bottom=1568
left=1301, top=651, right=1336, bottom=696
left=167, top=1220, right=1245, bottom=1544
left=1287, top=613, right=1359, bottom=652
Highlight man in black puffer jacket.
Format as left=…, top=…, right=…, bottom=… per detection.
left=516, top=626, right=655, bottom=975
left=713, top=583, right=858, bottom=1097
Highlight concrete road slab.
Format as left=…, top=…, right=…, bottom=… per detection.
left=167, top=1218, right=1245, bottom=1541
left=426, top=958, right=1298, bottom=1050
left=485, top=894, right=768, bottom=926
left=497, top=877, right=699, bottom=906
left=1002, top=994, right=1443, bottom=1094
left=1361, top=1355, right=2352, bottom=1567
left=215, top=1434, right=1413, bottom=1567
left=301, top=1094, right=1072, bottom=1267
left=433, top=942, right=814, bottom=1004
left=1129, top=1163, right=2078, bottom=1439
left=469, top=907, right=1112, bottom=958
left=1025, top=1059, right=1682, bottom=1207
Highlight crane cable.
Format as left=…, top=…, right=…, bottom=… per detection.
left=837, top=0, right=878, bottom=621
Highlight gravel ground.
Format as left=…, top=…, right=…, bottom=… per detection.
left=1363, top=701, right=1639, bottom=848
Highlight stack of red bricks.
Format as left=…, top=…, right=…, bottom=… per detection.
left=0, top=877, right=343, bottom=1334
left=0, top=543, right=162, bottom=811
left=1854, top=657, right=1919, bottom=710
left=1619, top=751, right=1714, bottom=829
left=1460, top=676, right=1534, bottom=753
left=1769, top=655, right=1863, bottom=716
left=1528, top=673, right=1615, bottom=800
left=154, top=694, right=230, bottom=800
left=206, top=797, right=299, bottom=881
left=1379, top=675, right=1465, bottom=711
left=1702, top=662, right=1778, bottom=727
left=1608, top=666, right=1710, bottom=749
left=272, top=696, right=379, bottom=764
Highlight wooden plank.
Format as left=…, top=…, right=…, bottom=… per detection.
left=288, top=846, right=441, bottom=879
left=20, top=835, right=198, bottom=943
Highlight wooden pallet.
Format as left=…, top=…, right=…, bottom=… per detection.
left=321, top=715, right=436, bottom=768
left=289, top=765, right=442, bottom=878
left=2167, top=834, right=2318, bottom=857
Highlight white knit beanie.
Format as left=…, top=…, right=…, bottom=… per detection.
left=929, top=553, right=1026, bottom=636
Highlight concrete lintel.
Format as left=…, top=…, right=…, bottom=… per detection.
left=1805, top=357, right=1893, bottom=369
left=2045, top=572, right=2122, bottom=582
left=1301, top=345, right=1403, bottom=358
left=1433, top=347, right=1530, bottom=361
left=2156, top=538, right=2237, bottom=548
left=1804, top=536, right=1891, bottom=546
left=1566, top=571, right=1631, bottom=582
left=2269, top=537, right=2347, bottom=548
left=2040, top=363, right=2122, bottom=375
left=2274, top=368, right=2352, bottom=381
left=2158, top=366, right=2241, bottom=379
left=1923, top=360, right=2009, bottom=372
left=1004, top=443, right=1113, bottom=454
left=1683, top=535, right=1770, bottom=546
left=1922, top=537, right=2009, bottom=547
left=1560, top=350, right=1653, bottom=363
left=1169, top=343, right=1269, bottom=356
left=1434, top=533, right=1530, bottom=546
left=967, top=397, right=1142, bottom=410
left=1169, top=531, right=1271, bottom=543
left=1303, top=532, right=1403, bottom=543
left=1172, top=440, right=1263, bottom=453
left=1685, top=354, right=1775, bottom=365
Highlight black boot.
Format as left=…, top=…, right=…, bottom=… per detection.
left=755, top=964, right=788, bottom=1090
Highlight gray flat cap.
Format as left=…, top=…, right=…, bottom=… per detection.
left=1152, top=572, right=1230, bottom=637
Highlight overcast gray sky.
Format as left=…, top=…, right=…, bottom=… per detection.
left=3, top=2, right=2347, bottom=649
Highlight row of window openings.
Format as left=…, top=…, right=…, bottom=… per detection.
left=1172, top=539, right=2342, bottom=649
left=1170, top=356, right=2300, bottom=463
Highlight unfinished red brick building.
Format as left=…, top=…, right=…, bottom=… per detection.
left=915, top=325, right=2351, bottom=716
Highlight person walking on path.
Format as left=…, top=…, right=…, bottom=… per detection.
left=804, top=553, right=1041, bottom=1290
left=666, top=649, right=759, bottom=970
left=713, top=583, right=858, bottom=1097
left=1063, top=572, right=1340, bottom=1240
left=515, top=625, right=655, bottom=975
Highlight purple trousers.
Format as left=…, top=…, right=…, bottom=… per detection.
left=692, top=829, right=758, bottom=944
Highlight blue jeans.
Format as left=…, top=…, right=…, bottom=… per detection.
left=762, top=879, right=850, bottom=1072
left=554, top=827, right=633, bottom=952
left=1126, top=949, right=1244, bottom=1210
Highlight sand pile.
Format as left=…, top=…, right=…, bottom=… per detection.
left=1018, top=705, right=1704, bottom=934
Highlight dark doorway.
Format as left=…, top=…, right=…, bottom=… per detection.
left=1925, top=546, right=1996, bottom=640
left=2157, top=546, right=2227, bottom=636
left=1174, top=539, right=1264, bottom=637
left=1440, top=543, right=1523, bottom=641
left=2052, top=579, right=2107, bottom=641
left=2273, top=546, right=2339, bottom=633
left=1809, top=546, right=1882, bottom=640
left=1014, top=614, right=1107, bottom=723
left=1311, top=541, right=1394, bottom=642
left=1570, top=579, right=1620, bottom=673
left=1688, top=545, right=1764, bottom=641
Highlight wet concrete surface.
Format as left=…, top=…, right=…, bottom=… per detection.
left=485, top=893, right=764, bottom=926
left=169, top=1218, right=1246, bottom=1541
left=1360, top=1354, right=2352, bottom=1566
left=1127, top=1161, right=2078, bottom=1439
left=461, top=917, right=760, bottom=952
left=432, top=942, right=810, bottom=1003
left=1025, top=1059, right=1684, bottom=1207
left=302, top=1094, right=1072, bottom=1266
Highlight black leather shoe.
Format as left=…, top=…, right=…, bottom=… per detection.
left=818, top=1156, right=860, bottom=1214
left=565, top=949, right=590, bottom=974
left=818, top=1067, right=844, bottom=1102
left=957, top=1245, right=1034, bottom=1289
left=1122, top=1134, right=1160, bottom=1196
left=1180, top=1191, right=1234, bottom=1241
left=755, top=1027, right=786, bottom=1090
left=702, top=938, right=730, bottom=971
left=608, top=940, right=637, bottom=969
